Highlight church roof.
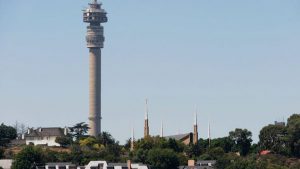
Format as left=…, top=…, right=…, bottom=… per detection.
left=164, top=133, right=192, bottom=141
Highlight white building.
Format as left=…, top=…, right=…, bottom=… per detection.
left=0, top=159, right=13, bottom=169
left=85, top=161, right=149, bottom=169
left=24, top=127, right=68, bottom=146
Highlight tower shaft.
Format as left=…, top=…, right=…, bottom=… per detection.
left=193, top=124, right=198, bottom=144
left=83, top=0, right=107, bottom=137
left=89, top=48, right=101, bottom=136
left=144, top=119, right=149, bottom=138
left=144, top=99, right=150, bottom=138
left=193, top=110, right=199, bottom=144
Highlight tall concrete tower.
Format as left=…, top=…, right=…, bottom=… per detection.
left=83, top=0, right=108, bottom=136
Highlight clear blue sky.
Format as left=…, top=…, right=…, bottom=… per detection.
left=0, top=0, right=299, bottom=144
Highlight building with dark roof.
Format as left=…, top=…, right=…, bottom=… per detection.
left=24, top=127, right=68, bottom=146
left=164, top=133, right=194, bottom=145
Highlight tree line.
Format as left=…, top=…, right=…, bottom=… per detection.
left=0, top=114, right=300, bottom=169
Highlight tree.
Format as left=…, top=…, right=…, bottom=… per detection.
left=146, top=148, right=179, bottom=169
left=258, top=124, right=288, bottom=155
left=229, top=128, right=252, bottom=156
left=166, top=138, right=184, bottom=153
left=69, top=122, right=89, bottom=141
left=133, top=149, right=148, bottom=164
left=0, top=123, right=17, bottom=147
left=97, top=132, right=115, bottom=146
left=55, top=136, right=73, bottom=147
left=11, top=146, right=45, bottom=169
left=210, top=137, right=235, bottom=153
left=13, top=121, right=27, bottom=135
left=286, top=114, right=300, bottom=157
left=0, top=148, right=4, bottom=158
left=184, top=143, right=201, bottom=158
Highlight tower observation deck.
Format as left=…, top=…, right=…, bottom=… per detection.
left=83, top=0, right=108, bottom=136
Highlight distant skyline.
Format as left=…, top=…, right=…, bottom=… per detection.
left=0, top=0, right=300, bottom=144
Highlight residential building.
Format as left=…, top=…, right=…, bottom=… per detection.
left=24, top=127, right=69, bottom=146
left=179, top=160, right=216, bottom=169
left=0, top=159, right=13, bottom=169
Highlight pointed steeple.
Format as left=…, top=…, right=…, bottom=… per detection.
left=208, top=121, right=211, bottom=148
left=193, top=107, right=199, bottom=144
left=145, top=99, right=149, bottom=120
left=194, top=110, right=198, bottom=126
left=160, top=121, right=164, bottom=137
left=130, top=127, right=135, bottom=151
left=144, top=98, right=150, bottom=138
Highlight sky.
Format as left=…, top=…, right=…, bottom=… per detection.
left=0, top=0, right=300, bottom=144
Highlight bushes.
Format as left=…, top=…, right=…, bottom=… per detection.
left=11, top=146, right=45, bottom=169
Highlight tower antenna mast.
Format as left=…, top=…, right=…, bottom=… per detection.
left=83, top=0, right=108, bottom=136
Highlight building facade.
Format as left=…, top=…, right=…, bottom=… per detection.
left=24, top=127, right=68, bottom=146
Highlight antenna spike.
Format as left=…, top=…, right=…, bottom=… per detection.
left=160, top=121, right=164, bottom=137
left=194, top=106, right=198, bottom=125
left=145, top=98, right=149, bottom=120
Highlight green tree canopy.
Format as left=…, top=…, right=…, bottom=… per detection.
left=11, top=146, right=45, bottom=169
left=229, top=128, right=252, bottom=156
left=286, top=114, right=300, bottom=157
left=69, top=122, right=89, bottom=141
left=258, top=124, right=289, bottom=155
left=146, top=148, right=179, bottom=169
left=0, top=123, right=17, bottom=147
left=55, top=135, right=73, bottom=147
left=97, top=132, right=116, bottom=146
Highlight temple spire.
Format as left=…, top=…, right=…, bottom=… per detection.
left=193, top=107, right=199, bottom=144
left=145, top=99, right=149, bottom=120
left=194, top=108, right=198, bottom=125
left=160, top=121, right=164, bottom=137
left=130, top=127, right=135, bottom=151
left=144, top=98, right=150, bottom=138
left=208, top=121, right=211, bottom=148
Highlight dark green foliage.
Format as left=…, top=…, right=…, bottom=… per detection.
left=166, top=138, right=184, bottom=152
left=0, top=123, right=17, bottom=147
left=69, top=132, right=121, bottom=165
left=11, top=146, right=45, bottom=169
left=0, top=148, right=4, bottom=158
left=184, top=143, right=201, bottom=158
left=211, top=137, right=234, bottom=153
left=55, top=135, right=73, bottom=147
left=229, top=128, right=252, bottom=156
left=259, top=124, right=289, bottom=155
left=249, top=143, right=259, bottom=154
left=146, top=148, right=179, bottom=169
left=69, top=122, right=89, bottom=141
left=287, top=114, right=300, bottom=157
left=133, top=149, right=148, bottom=163
left=224, top=158, right=256, bottom=169
left=131, top=136, right=185, bottom=168
left=96, top=132, right=115, bottom=146
left=208, top=147, right=225, bottom=159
